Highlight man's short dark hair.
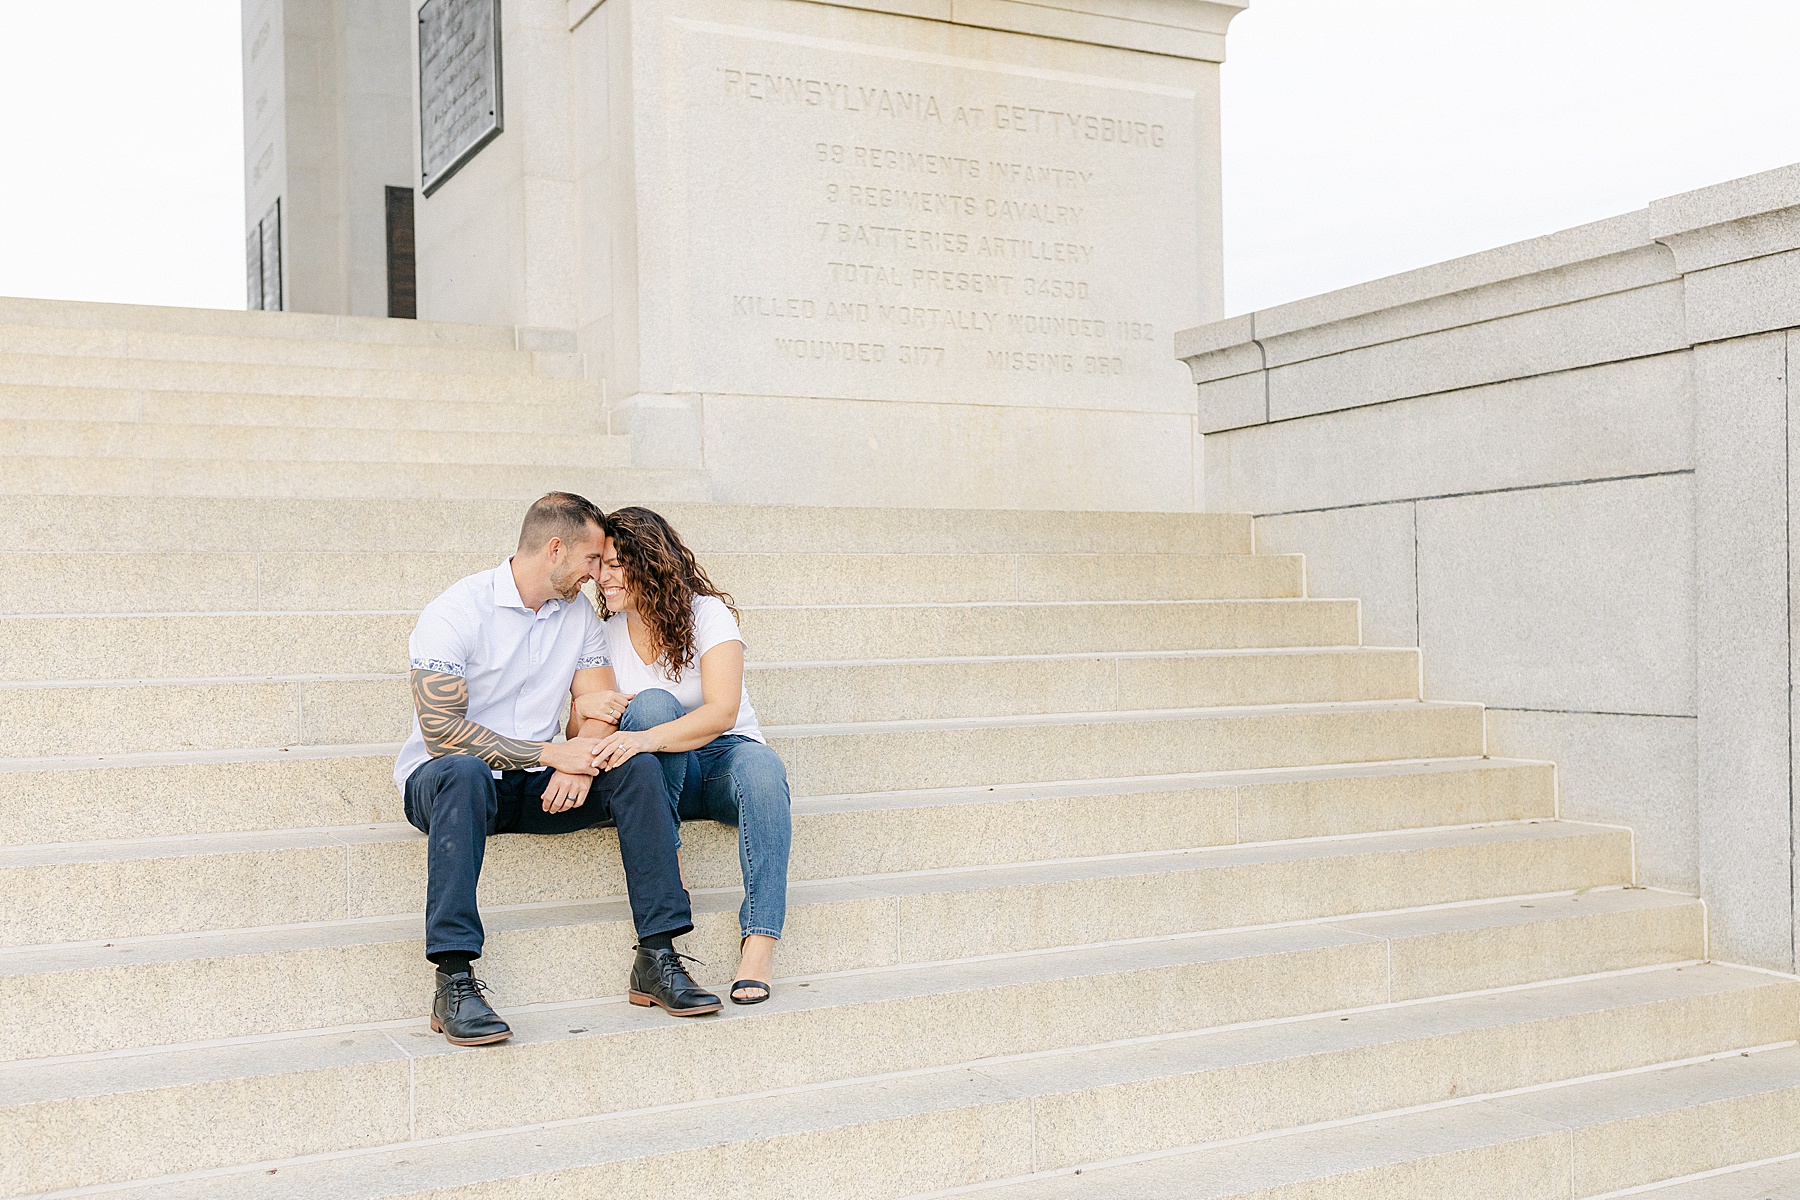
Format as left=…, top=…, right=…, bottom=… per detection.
left=518, top=492, right=606, bottom=552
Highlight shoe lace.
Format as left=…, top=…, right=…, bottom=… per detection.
left=447, top=974, right=494, bottom=1005
left=655, top=950, right=706, bottom=983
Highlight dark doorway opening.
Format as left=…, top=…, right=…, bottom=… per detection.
left=386, top=186, right=417, bottom=319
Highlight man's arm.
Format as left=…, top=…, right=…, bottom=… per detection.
left=568, top=666, right=634, bottom=739
left=412, top=669, right=595, bottom=773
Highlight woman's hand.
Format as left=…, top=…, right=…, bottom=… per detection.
left=575, top=690, right=636, bottom=727
left=592, top=727, right=660, bottom=772
left=541, top=769, right=593, bottom=813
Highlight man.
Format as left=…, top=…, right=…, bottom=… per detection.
left=396, top=491, right=720, bottom=1046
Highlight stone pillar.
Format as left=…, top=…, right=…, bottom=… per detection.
left=585, top=0, right=1242, bottom=506
left=250, top=0, right=1244, bottom=503
left=242, top=0, right=416, bottom=315
left=398, top=0, right=1244, bottom=509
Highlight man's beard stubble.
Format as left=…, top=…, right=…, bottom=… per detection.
left=548, top=563, right=587, bottom=602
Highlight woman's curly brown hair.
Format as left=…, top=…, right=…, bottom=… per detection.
left=599, top=506, right=738, bottom=675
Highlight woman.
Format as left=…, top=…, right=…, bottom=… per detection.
left=571, top=506, right=792, bottom=1004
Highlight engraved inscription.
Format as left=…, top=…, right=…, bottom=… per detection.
left=674, top=25, right=1200, bottom=407
left=418, top=0, right=502, bottom=196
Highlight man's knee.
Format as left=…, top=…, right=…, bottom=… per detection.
left=621, top=688, right=684, bottom=730
left=420, top=754, right=495, bottom=799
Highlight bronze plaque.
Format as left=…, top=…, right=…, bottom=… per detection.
left=418, top=0, right=502, bottom=196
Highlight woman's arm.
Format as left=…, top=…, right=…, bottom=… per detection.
left=592, top=641, right=744, bottom=769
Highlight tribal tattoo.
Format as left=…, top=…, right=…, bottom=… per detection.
left=410, top=670, right=545, bottom=770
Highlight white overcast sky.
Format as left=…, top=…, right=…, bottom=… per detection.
left=1222, top=0, right=1800, bottom=313
left=0, top=0, right=1796, bottom=317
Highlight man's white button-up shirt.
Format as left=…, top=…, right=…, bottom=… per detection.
left=393, top=560, right=611, bottom=792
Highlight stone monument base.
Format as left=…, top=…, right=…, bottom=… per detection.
left=402, top=0, right=1243, bottom=509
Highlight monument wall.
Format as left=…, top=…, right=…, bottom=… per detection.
left=1176, top=163, right=1800, bottom=972
left=403, top=0, right=1244, bottom=510
left=242, top=0, right=1243, bottom=507
left=241, top=0, right=415, bottom=316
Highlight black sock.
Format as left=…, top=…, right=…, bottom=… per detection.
left=432, top=951, right=476, bottom=978
left=639, top=932, right=675, bottom=952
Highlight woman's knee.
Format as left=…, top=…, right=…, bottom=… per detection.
left=620, top=688, right=684, bottom=730
left=725, top=744, right=791, bottom=807
left=609, top=754, right=675, bottom=813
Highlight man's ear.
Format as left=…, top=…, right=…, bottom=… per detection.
left=543, top=536, right=564, bottom=559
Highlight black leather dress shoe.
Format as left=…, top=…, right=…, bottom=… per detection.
left=628, top=945, right=723, bottom=1016
left=430, top=972, right=513, bottom=1045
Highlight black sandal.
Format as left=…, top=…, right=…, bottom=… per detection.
left=732, top=936, right=774, bottom=1004
left=730, top=979, right=771, bottom=1005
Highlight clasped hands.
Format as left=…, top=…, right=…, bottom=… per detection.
left=538, top=691, right=657, bottom=813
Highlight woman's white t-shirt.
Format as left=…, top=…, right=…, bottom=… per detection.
left=604, top=595, right=765, bottom=743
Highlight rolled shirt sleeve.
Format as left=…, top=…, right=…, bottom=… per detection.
left=408, top=604, right=470, bottom=677
left=576, top=606, right=612, bottom=671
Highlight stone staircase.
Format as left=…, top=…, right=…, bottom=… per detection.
left=3, top=300, right=1800, bottom=1199
left=0, top=296, right=705, bottom=499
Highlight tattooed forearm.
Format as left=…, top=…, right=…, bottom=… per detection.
left=410, top=670, right=545, bottom=770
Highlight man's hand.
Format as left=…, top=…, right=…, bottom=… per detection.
left=541, top=770, right=592, bottom=814
left=574, top=690, right=636, bottom=728
left=538, top=737, right=605, bottom=776
left=593, top=728, right=660, bottom=772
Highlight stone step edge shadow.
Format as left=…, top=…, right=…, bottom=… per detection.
left=0, top=498, right=1257, bottom=557
left=0, top=795, right=1577, bottom=948
left=0, top=645, right=1414, bottom=690
left=0, top=660, right=1437, bottom=759
left=917, top=1039, right=1800, bottom=1200
left=1619, top=1150, right=1800, bottom=1200
left=33, top=964, right=1791, bottom=1200
left=0, top=754, right=1554, bottom=850
left=6, top=885, right=1704, bottom=1066
left=0, top=823, right=1636, bottom=1060
left=0, top=297, right=520, bottom=348
left=0, top=699, right=1486, bottom=785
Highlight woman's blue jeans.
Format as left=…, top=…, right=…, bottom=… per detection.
left=619, top=689, right=791, bottom=941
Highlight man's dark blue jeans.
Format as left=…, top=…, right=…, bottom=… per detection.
left=402, top=752, right=692, bottom=961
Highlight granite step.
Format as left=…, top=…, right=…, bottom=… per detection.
left=0, top=722, right=1548, bottom=841
left=0, top=498, right=1254, bottom=555
left=0, top=821, right=1630, bottom=1060
left=1, top=699, right=1480, bottom=794
left=0, top=456, right=710, bottom=501
left=0, top=350, right=589, bottom=405
left=0, top=755, right=1552, bottom=945
left=0, top=320, right=549, bottom=375
left=0, top=382, right=606, bottom=434
left=24, top=963, right=1781, bottom=1200
left=956, top=1042, right=1800, bottom=1199
left=742, top=599, right=1360, bottom=662
left=0, top=550, right=1306, bottom=617
left=769, top=701, right=1483, bottom=795
left=0, top=604, right=1356, bottom=683
left=0, top=296, right=519, bottom=350
left=1639, top=1154, right=1800, bottom=1198
left=0, top=417, right=634, bottom=468
left=0, top=648, right=1423, bottom=756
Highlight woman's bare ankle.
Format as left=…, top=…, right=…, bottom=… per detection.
left=736, top=934, right=776, bottom=979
